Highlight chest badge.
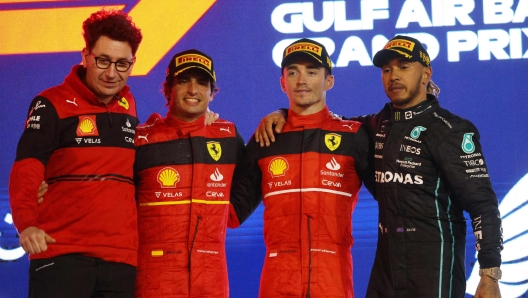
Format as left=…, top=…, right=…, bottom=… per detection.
left=462, top=133, right=475, bottom=154
left=207, top=141, right=222, bottom=161
left=325, top=133, right=341, bottom=151
left=158, top=167, right=179, bottom=188
left=269, top=157, right=289, bottom=177
left=410, top=126, right=427, bottom=139
left=118, top=97, right=129, bottom=110
left=77, top=115, right=99, bottom=136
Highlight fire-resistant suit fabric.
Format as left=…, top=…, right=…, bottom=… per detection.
left=356, top=96, right=503, bottom=298
left=9, top=65, right=139, bottom=266
left=231, top=106, right=375, bottom=298
left=134, top=112, right=245, bottom=298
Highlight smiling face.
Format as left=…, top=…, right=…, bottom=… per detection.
left=168, top=68, right=214, bottom=122
left=381, top=58, right=431, bottom=109
left=81, top=35, right=135, bottom=104
left=280, top=58, right=334, bottom=115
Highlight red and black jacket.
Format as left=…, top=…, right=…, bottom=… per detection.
left=9, top=65, right=138, bottom=266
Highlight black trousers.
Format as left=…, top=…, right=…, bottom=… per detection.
left=28, top=254, right=136, bottom=298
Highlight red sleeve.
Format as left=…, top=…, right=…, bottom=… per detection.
left=9, top=158, right=45, bottom=233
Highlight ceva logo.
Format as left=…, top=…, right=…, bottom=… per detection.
left=466, top=173, right=528, bottom=297
left=0, top=0, right=217, bottom=76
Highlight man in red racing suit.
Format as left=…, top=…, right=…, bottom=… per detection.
left=230, top=38, right=375, bottom=298
left=134, top=50, right=246, bottom=298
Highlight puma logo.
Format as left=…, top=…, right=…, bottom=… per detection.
left=66, top=98, right=78, bottom=106
left=138, top=134, right=149, bottom=143
left=220, top=127, right=231, bottom=134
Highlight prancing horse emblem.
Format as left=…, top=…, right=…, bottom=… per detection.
left=325, top=133, right=341, bottom=151
left=207, top=141, right=222, bottom=161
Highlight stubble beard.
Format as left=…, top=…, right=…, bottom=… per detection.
left=389, top=74, right=423, bottom=108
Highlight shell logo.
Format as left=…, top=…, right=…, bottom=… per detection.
left=157, top=167, right=180, bottom=188
left=268, top=157, right=289, bottom=177
left=76, top=115, right=98, bottom=136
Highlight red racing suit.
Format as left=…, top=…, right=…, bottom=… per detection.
left=231, top=107, right=375, bottom=298
left=134, top=112, right=246, bottom=298
left=9, top=65, right=138, bottom=266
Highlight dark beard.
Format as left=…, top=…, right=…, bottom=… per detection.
left=390, top=74, right=423, bottom=108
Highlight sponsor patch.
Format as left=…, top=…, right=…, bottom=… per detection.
left=157, top=167, right=180, bottom=188
left=151, top=249, right=163, bottom=257
left=285, top=42, right=323, bottom=57
left=176, top=54, right=212, bottom=70
left=410, top=126, right=427, bottom=139
left=118, top=97, right=129, bottom=110
left=325, top=133, right=341, bottom=151
left=210, top=168, right=224, bottom=182
left=268, top=157, right=289, bottom=178
left=207, top=141, right=222, bottom=161
left=76, top=115, right=99, bottom=136
left=33, top=100, right=46, bottom=111
left=326, top=157, right=341, bottom=171
left=462, top=133, right=475, bottom=154
left=383, top=39, right=416, bottom=51
left=375, top=171, right=423, bottom=184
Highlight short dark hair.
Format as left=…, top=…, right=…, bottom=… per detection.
left=82, top=9, right=143, bottom=55
left=162, top=76, right=219, bottom=104
left=323, top=67, right=330, bottom=78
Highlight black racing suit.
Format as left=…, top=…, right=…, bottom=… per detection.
left=354, top=95, right=503, bottom=298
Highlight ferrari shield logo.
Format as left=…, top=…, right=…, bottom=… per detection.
left=207, top=141, right=222, bottom=161
left=325, top=133, right=341, bottom=151
left=118, top=97, right=129, bottom=110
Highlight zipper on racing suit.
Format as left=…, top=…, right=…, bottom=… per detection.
left=306, top=214, right=313, bottom=298
left=188, top=215, right=202, bottom=294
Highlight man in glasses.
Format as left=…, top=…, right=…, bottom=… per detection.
left=9, top=9, right=142, bottom=298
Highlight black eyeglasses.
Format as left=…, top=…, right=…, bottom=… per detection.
left=90, top=53, right=134, bottom=72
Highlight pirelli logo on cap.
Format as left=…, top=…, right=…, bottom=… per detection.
left=176, top=54, right=212, bottom=70
left=285, top=42, right=323, bottom=58
left=384, top=39, right=415, bottom=51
